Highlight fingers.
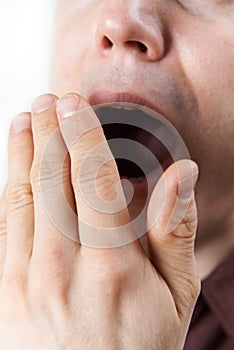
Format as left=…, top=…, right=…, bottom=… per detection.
left=147, top=159, right=200, bottom=316
left=4, top=113, right=34, bottom=273
left=56, top=93, right=141, bottom=253
left=0, top=184, right=8, bottom=275
left=30, top=94, right=78, bottom=259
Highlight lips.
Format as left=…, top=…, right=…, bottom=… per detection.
left=88, top=91, right=174, bottom=196
left=89, top=90, right=164, bottom=116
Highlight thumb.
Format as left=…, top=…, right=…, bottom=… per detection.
left=147, top=159, right=200, bottom=315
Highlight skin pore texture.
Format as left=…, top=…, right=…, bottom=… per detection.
left=51, top=0, right=234, bottom=279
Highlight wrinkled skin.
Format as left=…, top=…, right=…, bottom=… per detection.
left=51, top=0, right=234, bottom=268
left=0, top=0, right=233, bottom=349
left=0, top=94, right=200, bottom=349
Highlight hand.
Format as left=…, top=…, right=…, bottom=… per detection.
left=0, top=93, right=200, bottom=350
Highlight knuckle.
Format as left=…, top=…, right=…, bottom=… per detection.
left=30, top=156, right=63, bottom=189
left=30, top=136, right=60, bottom=181
left=94, top=274, right=122, bottom=304
left=30, top=158, right=43, bottom=186
left=77, top=158, right=117, bottom=193
left=2, top=269, right=27, bottom=297
left=32, top=94, right=58, bottom=133
left=94, top=278, right=123, bottom=312
left=0, top=219, right=6, bottom=237
left=188, top=275, right=201, bottom=300
left=35, top=121, right=58, bottom=138
left=96, top=161, right=118, bottom=186
left=30, top=248, right=71, bottom=295
left=89, top=259, right=124, bottom=298
left=40, top=247, right=65, bottom=274
left=8, top=183, right=33, bottom=211
left=9, top=141, right=32, bottom=157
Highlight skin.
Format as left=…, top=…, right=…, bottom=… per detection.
left=0, top=95, right=200, bottom=349
left=0, top=0, right=233, bottom=348
left=51, top=0, right=234, bottom=277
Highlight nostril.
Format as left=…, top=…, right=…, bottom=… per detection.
left=137, top=42, right=147, bottom=53
left=126, top=41, right=147, bottom=53
left=102, top=36, right=113, bottom=49
left=101, top=37, right=148, bottom=54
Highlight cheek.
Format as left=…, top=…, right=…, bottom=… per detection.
left=174, top=23, right=234, bottom=177
left=60, top=23, right=89, bottom=73
left=176, top=24, right=234, bottom=118
left=52, top=16, right=95, bottom=92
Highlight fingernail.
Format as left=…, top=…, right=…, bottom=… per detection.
left=56, top=94, right=80, bottom=119
left=13, top=113, right=31, bottom=133
left=32, top=94, right=56, bottom=113
left=178, top=169, right=199, bottom=201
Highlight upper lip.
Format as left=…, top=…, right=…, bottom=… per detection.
left=88, top=90, right=164, bottom=116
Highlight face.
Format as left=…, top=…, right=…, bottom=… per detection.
left=51, top=0, right=234, bottom=244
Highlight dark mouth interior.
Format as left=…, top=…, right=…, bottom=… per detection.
left=95, top=106, right=173, bottom=179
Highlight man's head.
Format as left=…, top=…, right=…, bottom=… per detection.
left=50, top=0, right=234, bottom=244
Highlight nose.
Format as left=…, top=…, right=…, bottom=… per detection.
left=95, top=1, right=165, bottom=62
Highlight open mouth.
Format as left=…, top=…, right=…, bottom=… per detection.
left=94, top=103, right=175, bottom=195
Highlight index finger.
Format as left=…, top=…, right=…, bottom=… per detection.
left=56, top=93, right=139, bottom=250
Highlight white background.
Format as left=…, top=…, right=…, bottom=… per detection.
left=0, top=0, right=56, bottom=195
